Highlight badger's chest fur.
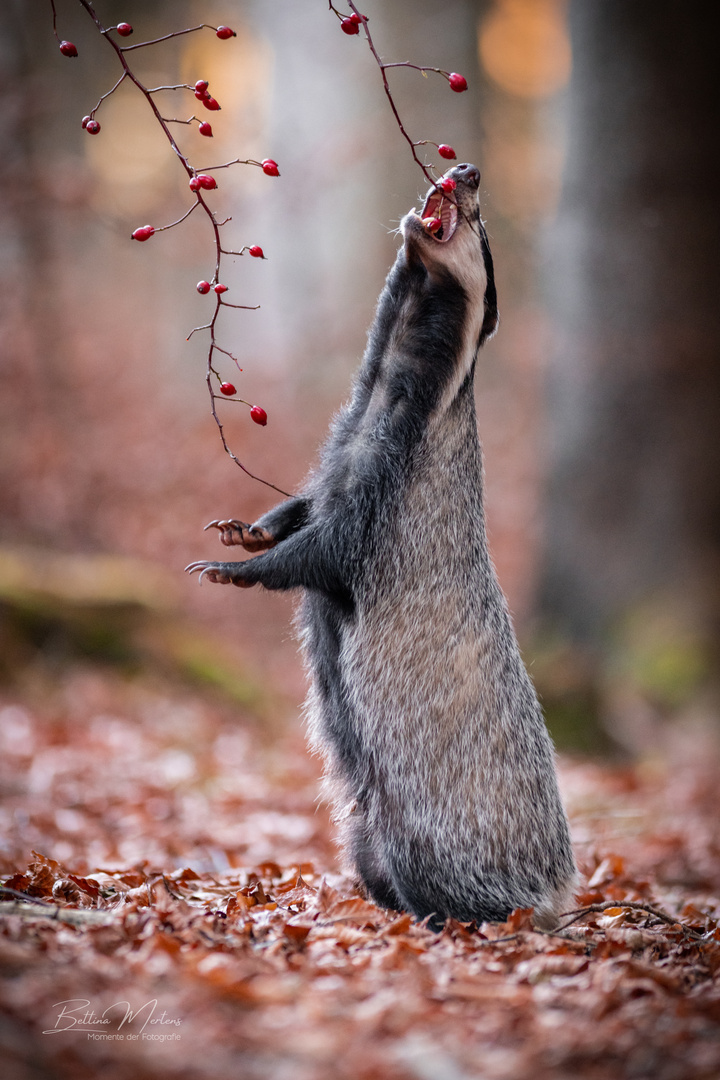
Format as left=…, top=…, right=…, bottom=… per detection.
left=188, top=163, right=577, bottom=928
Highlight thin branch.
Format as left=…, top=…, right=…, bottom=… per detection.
left=89, top=70, right=127, bottom=115
left=382, top=63, right=450, bottom=77
left=144, top=83, right=193, bottom=94
left=0, top=900, right=115, bottom=927
left=76, top=0, right=193, bottom=174
left=340, top=1, right=437, bottom=188
left=49, top=0, right=60, bottom=41
left=117, top=25, right=217, bottom=52
left=212, top=395, right=251, bottom=406
left=472, top=933, right=521, bottom=947
left=194, top=157, right=266, bottom=173
left=65, top=0, right=291, bottom=497
left=155, top=201, right=200, bottom=233
left=206, top=369, right=292, bottom=498
left=555, top=900, right=705, bottom=940
left=186, top=323, right=213, bottom=341
left=329, top=1, right=472, bottom=217
left=535, top=927, right=598, bottom=943
left=0, top=886, right=52, bottom=905
left=213, top=345, right=241, bottom=362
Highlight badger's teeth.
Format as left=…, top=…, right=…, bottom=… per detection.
left=420, top=189, right=459, bottom=243
left=441, top=201, right=458, bottom=240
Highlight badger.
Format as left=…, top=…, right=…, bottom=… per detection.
left=187, top=163, right=577, bottom=929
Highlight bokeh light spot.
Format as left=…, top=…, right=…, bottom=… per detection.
left=478, top=0, right=571, bottom=99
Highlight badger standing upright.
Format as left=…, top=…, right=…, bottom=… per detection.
left=188, top=163, right=577, bottom=929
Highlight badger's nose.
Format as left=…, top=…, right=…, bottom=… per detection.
left=450, top=163, right=481, bottom=189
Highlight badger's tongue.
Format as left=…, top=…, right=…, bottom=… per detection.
left=421, top=188, right=459, bottom=242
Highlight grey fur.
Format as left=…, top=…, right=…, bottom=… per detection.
left=188, top=164, right=577, bottom=929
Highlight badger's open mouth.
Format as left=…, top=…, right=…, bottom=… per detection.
left=419, top=188, right=459, bottom=243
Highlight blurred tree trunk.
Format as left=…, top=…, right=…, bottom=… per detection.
left=538, top=0, right=720, bottom=716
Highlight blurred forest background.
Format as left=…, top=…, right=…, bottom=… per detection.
left=0, top=0, right=718, bottom=759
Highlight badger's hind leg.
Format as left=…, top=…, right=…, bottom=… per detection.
left=381, top=837, right=520, bottom=929
left=347, top=812, right=404, bottom=912
left=346, top=810, right=514, bottom=927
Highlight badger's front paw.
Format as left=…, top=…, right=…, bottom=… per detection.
left=185, top=561, right=255, bottom=587
left=204, top=519, right=276, bottom=552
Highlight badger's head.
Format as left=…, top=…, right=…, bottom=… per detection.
left=401, top=163, right=498, bottom=347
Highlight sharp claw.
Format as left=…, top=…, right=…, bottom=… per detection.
left=204, top=520, right=221, bottom=531
left=186, top=560, right=241, bottom=586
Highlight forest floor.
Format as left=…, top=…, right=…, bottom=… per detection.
left=1, top=661, right=719, bottom=1080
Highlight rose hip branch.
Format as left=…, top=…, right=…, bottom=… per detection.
left=49, top=0, right=289, bottom=496
left=328, top=3, right=468, bottom=186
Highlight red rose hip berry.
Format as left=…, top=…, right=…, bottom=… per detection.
left=203, top=96, right=221, bottom=111
left=250, top=406, right=268, bottom=426
left=81, top=115, right=91, bottom=129
left=448, top=72, right=468, bottom=92
left=440, top=177, right=457, bottom=194
left=216, top=26, right=236, bottom=39
left=198, top=121, right=213, bottom=137
left=261, top=159, right=279, bottom=177
left=195, top=80, right=209, bottom=93
left=85, top=120, right=101, bottom=135
left=189, top=176, right=201, bottom=191
left=422, top=216, right=442, bottom=234
left=248, top=245, right=264, bottom=258
left=116, top=22, right=133, bottom=37
left=220, top=382, right=236, bottom=396
left=197, top=174, right=217, bottom=190
left=214, top=283, right=228, bottom=294
left=438, top=144, right=456, bottom=160
left=196, top=281, right=211, bottom=294
left=59, top=40, right=78, bottom=57
left=132, top=225, right=154, bottom=241
left=340, top=17, right=359, bottom=34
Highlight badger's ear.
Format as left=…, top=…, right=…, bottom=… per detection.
left=478, top=226, right=498, bottom=346
left=479, top=304, right=499, bottom=346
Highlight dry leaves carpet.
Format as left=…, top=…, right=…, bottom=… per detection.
left=1, top=667, right=719, bottom=1080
